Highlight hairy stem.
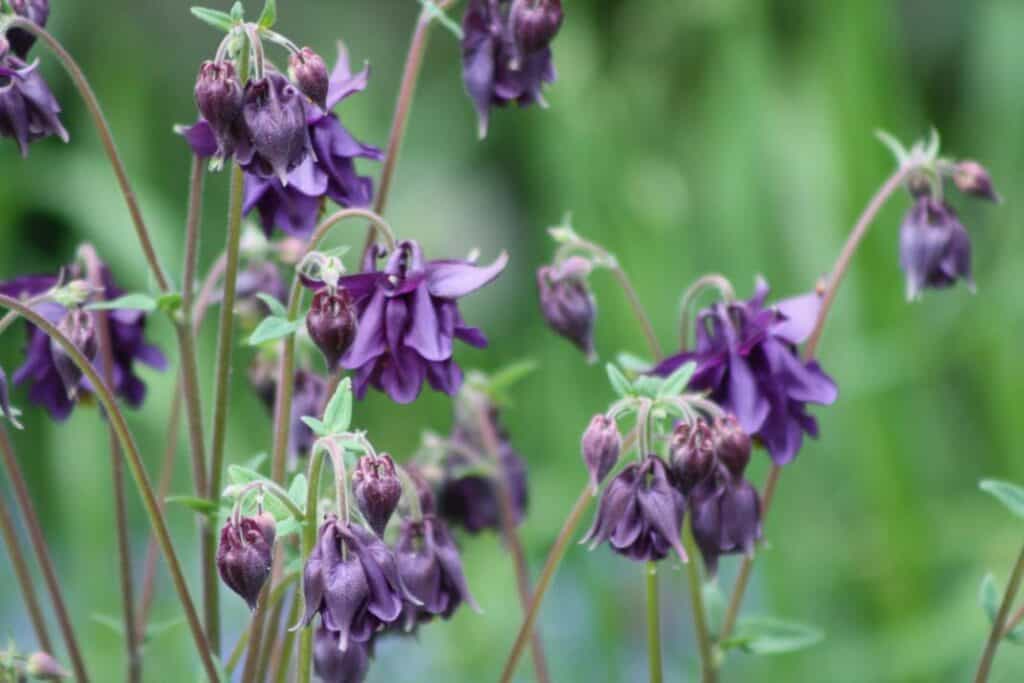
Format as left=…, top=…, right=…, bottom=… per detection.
left=646, top=561, right=663, bottom=683
left=0, top=296, right=219, bottom=681
left=0, top=491, right=53, bottom=652
left=975, top=545, right=1024, bottom=683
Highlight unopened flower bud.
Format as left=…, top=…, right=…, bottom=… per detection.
left=581, top=414, right=621, bottom=492
left=953, top=160, right=1000, bottom=203
left=8, top=0, right=50, bottom=59
left=353, top=453, right=403, bottom=537
left=713, top=414, right=751, bottom=476
left=289, top=47, right=330, bottom=109
left=537, top=256, right=597, bottom=361
left=216, top=514, right=276, bottom=610
left=50, top=308, right=97, bottom=400
left=511, top=0, right=564, bottom=55
left=242, top=72, right=311, bottom=183
left=670, top=421, right=716, bottom=494
left=25, top=651, right=68, bottom=680
left=306, top=288, right=358, bottom=371
left=194, top=60, right=244, bottom=157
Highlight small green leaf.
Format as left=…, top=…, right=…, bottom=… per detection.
left=486, top=360, right=538, bottom=393
left=633, top=376, right=664, bottom=398
left=322, top=378, right=353, bottom=435
left=228, top=464, right=266, bottom=486
left=248, top=316, right=303, bottom=346
left=980, top=479, right=1024, bottom=519
left=190, top=6, right=235, bottom=32
left=300, top=416, right=329, bottom=437
left=724, top=617, right=823, bottom=655
left=90, top=613, right=126, bottom=636
left=980, top=573, right=999, bottom=622
left=165, top=495, right=219, bottom=517
left=276, top=516, right=301, bottom=539
left=230, top=1, right=244, bottom=21
left=605, top=363, right=633, bottom=397
left=875, top=129, right=908, bottom=165
left=617, top=352, right=652, bottom=375
left=419, top=0, right=463, bottom=39
left=155, top=292, right=183, bottom=315
left=658, top=361, right=696, bottom=398
left=256, top=293, right=288, bottom=318
left=244, top=452, right=268, bottom=471
left=288, top=473, right=308, bottom=507
left=257, top=0, right=276, bottom=28
left=86, top=293, right=157, bottom=312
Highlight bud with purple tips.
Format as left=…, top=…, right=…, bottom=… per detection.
left=24, top=651, right=68, bottom=680
left=669, top=421, right=716, bottom=495
left=713, top=414, right=751, bottom=476
left=899, top=196, right=974, bottom=300
left=307, top=288, right=358, bottom=371
left=7, top=0, right=50, bottom=59
left=313, top=626, right=370, bottom=683
left=216, top=513, right=276, bottom=610
left=194, top=60, right=244, bottom=158
left=953, top=160, right=1000, bottom=203
left=241, top=72, right=311, bottom=183
left=289, top=47, right=330, bottom=109
left=50, top=308, right=97, bottom=400
left=353, top=453, right=403, bottom=537
left=511, top=0, right=564, bottom=55
left=581, top=413, right=621, bottom=492
left=689, top=466, right=762, bottom=577
left=537, top=256, right=597, bottom=360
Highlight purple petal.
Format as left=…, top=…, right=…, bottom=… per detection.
left=425, top=251, right=509, bottom=299
left=404, top=285, right=452, bottom=362
left=178, top=119, right=218, bottom=159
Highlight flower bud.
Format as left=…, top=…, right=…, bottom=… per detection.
left=242, top=72, right=311, bottom=183
left=670, top=421, right=716, bottom=494
left=289, top=47, right=330, bottom=110
left=8, top=0, right=50, bottom=59
left=25, top=651, right=68, bottom=680
left=194, top=60, right=244, bottom=157
left=511, top=0, right=564, bottom=55
left=216, top=514, right=276, bottom=610
left=537, top=257, right=596, bottom=361
left=353, top=453, right=403, bottom=537
left=306, top=288, right=358, bottom=371
left=581, top=414, right=621, bottom=492
left=713, top=414, right=751, bottom=477
left=953, top=160, right=1000, bottom=202
left=50, top=308, right=97, bottom=400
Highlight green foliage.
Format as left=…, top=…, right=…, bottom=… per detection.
left=979, top=573, right=1024, bottom=644
left=722, top=617, right=824, bottom=655
left=257, top=0, right=276, bottom=29
left=247, top=315, right=302, bottom=345
left=190, top=7, right=235, bottom=32
left=980, top=479, right=1024, bottom=520
left=86, top=292, right=157, bottom=312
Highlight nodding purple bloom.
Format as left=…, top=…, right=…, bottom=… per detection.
left=300, top=517, right=416, bottom=651
left=290, top=47, right=330, bottom=110
left=50, top=307, right=98, bottom=400
left=240, top=71, right=312, bottom=183
left=0, top=266, right=166, bottom=420
left=8, top=0, right=50, bottom=59
left=307, top=288, right=358, bottom=372
left=653, top=279, right=837, bottom=466
left=0, top=39, right=69, bottom=157
left=353, top=454, right=403, bottom=537
left=581, top=413, right=621, bottom=492
left=462, top=0, right=559, bottom=138
left=669, top=421, right=716, bottom=495
left=216, top=512, right=276, bottom=610
left=394, top=515, right=479, bottom=629
left=314, top=626, right=370, bottom=683
left=689, top=464, right=761, bottom=577
left=899, top=196, right=974, bottom=300
left=582, top=454, right=688, bottom=564
left=194, top=60, right=244, bottom=159
left=338, top=240, right=508, bottom=404
left=244, top=47, right=383, bottom=239
left=537, top=256, right=596, bottom=361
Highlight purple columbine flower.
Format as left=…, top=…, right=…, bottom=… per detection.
left=8, top=0, right=50, bottom=59
left=537, top=256, right=597, bottom=360
left=314, top=626, right=370, bottom=683
left=216, top=512, right=276, bottom=610
left=653, top=278, right=837, bottom=466
left=0, top=267, right=166, bottom=420
left=352, top=453, right=403, bottom=538
left=337, top=240, right=508, bottom=404
left=582, top=454, right=689, bottom=564
left=899, top=196, right=974, bottom=300
left=462, top=0, right=560, bottom=138
left=0, top=38, right=69, bottom=157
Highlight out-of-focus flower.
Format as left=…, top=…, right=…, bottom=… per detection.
left=580, top=413, right=621, bottom=492
left=8, top=0, right=50, bottom=59
left=899, top=196, right=974, bottom=300
left=0, top=37, right=68, bottom=157
left=953, top=160, right=999, bottom=203
left=394, top=515, right=478, bottom=629
left=537, top=256, right=596, bottom=360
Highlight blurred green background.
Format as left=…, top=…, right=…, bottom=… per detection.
left=1, top=0, right=1023, bottom=681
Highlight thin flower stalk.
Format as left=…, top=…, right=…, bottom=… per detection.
left=0, top=490, right=53, bottom=652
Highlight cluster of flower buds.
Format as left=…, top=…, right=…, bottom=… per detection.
left=537, top=256, right=597, bottom=361
left=216, top=511, right=276, bottom=610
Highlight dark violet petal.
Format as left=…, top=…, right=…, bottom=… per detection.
left=772, top=292, right=822, bottom=345
left=726, top=352, right=770, bottom=434
left=342, top=289, right=388, bottom=368
left=326, top=43, right=371, bottom=110
left=425, top=359, right=463, bottom=396
left=178, top=119, right=219, bottom=159
left=425, top=251, right=509, bottom=299
left=0, top=274, right=58, bottom=298
left=379, top=349, right=426, bottom=404
left=336, top=273, right=382, bottom=302
left=404, top=285, right=452, bottom=362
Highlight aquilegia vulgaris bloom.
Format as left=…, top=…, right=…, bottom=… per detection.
left=899, top=196, right=973, bottom=300
left=0, top=35, right=68, bottom=157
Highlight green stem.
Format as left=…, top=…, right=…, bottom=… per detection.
left=684, top=524, right=716, bottom=683
left=270, top=588, right=301, bottom=683
left=0, top=295, right=219, bottom=681
left=647, top=561, right=663, bottom=683
left=0, top=490, right=53, bottom=652
left=974, top=544, right=1024, bottom=683
left=297, top=446, right=327, bottom=683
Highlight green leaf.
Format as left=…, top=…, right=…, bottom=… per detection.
left=322, top=378, right=353, bottom=435
left=288, top=473, right=308, bottom=507
left=276, top=516, right=301, bottom=539
left=155, top=292, right=183, bottom=315
left=227, top=464, right=266, bottom=487
left=980, top=479, right=1024, bottom=519
left=979, top=572, right=1024, bottom=644
left=875, top=129, right=908, bottom=165
left=300, top=416, right=329, bottom=438
left=658, top=361, right=696, bottom=398
left=256, top=293, right=288, bottom=318
left=191, top=6, right=235, bottom=32
left=724, top=617, right=824, bottom=655
left=257, top=0, right=276, bottom=28
left=90, top=613, right=126, bottom=636
left=230, top=1, right=244, bottom=22
left=486, top=360, right=538, bottom=393
left=244, top=452, right=268, bottom=471
left=165, top=495, right=218, bottom=517
left=632, top=376, right=664, bottom=399
left=419, top=0, right=463, bottom=39
left=617, top=352, right=652, bottom=375
left=86, top=293, right=156, bottom=312
left=248, top=316, right=302, bottom=346
left=605, top=363, right=633, bottom=397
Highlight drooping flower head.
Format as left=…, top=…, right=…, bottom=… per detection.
left=537, top=256, right=596, bottom=360
left=653, top=279, right=837, bottom=465
left=352, top=453, right=403, bottom=537
left=0, top=37, right=68, bottom=157
left=582, top=454, right=688, bottom=564
left=7, top=0, right=50, bottom=59
left=216, top=512, right=276, bottom=610
left=462, top=0, right=561, bottom=138
left=0, top=264, right=167, bottom=420
left=338, top=240, right=508, bottom=404
left=580, top=413, right=621, bottom=492
left=899, top=196, right=974, bottom=300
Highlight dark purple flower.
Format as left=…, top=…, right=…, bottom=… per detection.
left=8, top=0, right=50, bottom=59
left=353, top=453, right=403, bottom=537
left=314, top=626, right=370, bottom=683
left=307, top=288, right=358, bottom=371
left=953, top=160, right=1000, bottom=203
left=510, top=0, right=564, bottom=54
left=582, top=454, right=688, bottom=564
left=216, top=512, right=276, bottom=610
left=194, top=60, right=244, bottom=159
left=653, top=279, right=837, bottom=465
left=50, top=307, right=97, bottom=400
left=300, top=517, right=415, bottom=651
left=581, top=413, right=621, bottom=492
left=0, top=266, right=166, bottom=420
left=690, top=464, right=761, bottom=577
left=537, top=256, right=596, bottom=360
left=290, top=47, right=330, bottom=109
left=240, top=71, right=311, bottom=182
left=0, top=40, right=69, bottom=157
left=669, top=421, right=716, bottom=496
left=462, top=0, right=558, bottom=138
left=339, top=240, right=508, bottom=404
left=394, top=515, right=479, bottom=629
left=899, top=196, right=974, bottom=300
